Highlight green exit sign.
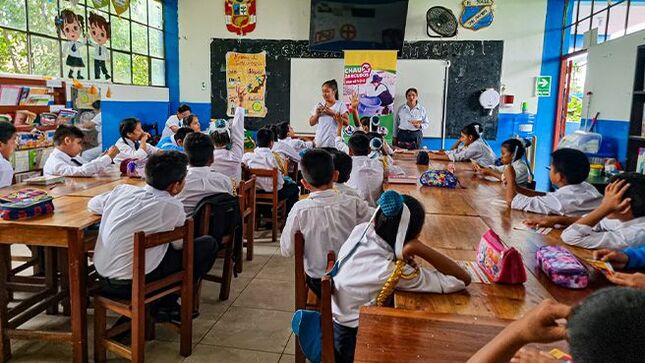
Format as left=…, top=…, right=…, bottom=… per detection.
left=536, top=76, right=552, bottom=97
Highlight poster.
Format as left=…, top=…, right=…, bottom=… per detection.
left=226, top=51, right=267, bottom=117
left=343, top=50, right=397, bottom=143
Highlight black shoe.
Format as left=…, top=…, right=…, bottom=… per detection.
left=105, top=74, right=111, bottom=80
left=68, top=70, right=74, bottom=79
left=155, top=302, right=181, bottom=323
left=77, top=72, right=84, bottom=80
left=110, top=316, right=131, bottom=345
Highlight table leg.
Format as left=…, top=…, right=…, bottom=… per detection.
left=67, top=230, right=88, bottom=363
left=0, top=245, right=12, bottom=361
left=45, top=247, right=58, bottom=315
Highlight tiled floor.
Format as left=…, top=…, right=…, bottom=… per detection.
left=8, top=231, right=297, bottom=362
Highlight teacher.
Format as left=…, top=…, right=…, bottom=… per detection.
left=394, top=88, right=429, bottom=149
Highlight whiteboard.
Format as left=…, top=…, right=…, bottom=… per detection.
left=289, top=58, right=447, bottom=138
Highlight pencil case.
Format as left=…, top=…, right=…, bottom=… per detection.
left=536, top=246, right=589, bottom=289
left=419, top=169, right=459, bottom=188
left=476, top=229, right=527, bottom=284
left=0, top=192, right=54, bottom=220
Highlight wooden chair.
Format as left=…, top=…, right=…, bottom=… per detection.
left=319, top=274, right=336, bottom=363
left=93, top=219, right=195, bottom=363
left=250, top=167, right=286, bottom=242
left=238, top=176, right=257, bottom=268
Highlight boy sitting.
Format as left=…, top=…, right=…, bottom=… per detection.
left=176, top=133, right=233, bottom=215
left=560, top=172, right=645, bottom=249
left=157, top=127, right=194, bottom=152
left=322, top=147, right=362, bottom=200
left=0, top=121, right=17, bottom=187
left=90, top=151, right=218, bottom=318
left=345, top=133, right=384, bottom=207
left=504, top=148, right=602, bottom=215
left=280, top=149, right=372, bottom=297
left=242, top=128, right=299, bottom=214
left=44, top=125, right=119, bottom=176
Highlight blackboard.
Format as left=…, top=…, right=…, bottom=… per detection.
left=211, top=39, right=503, bottom=139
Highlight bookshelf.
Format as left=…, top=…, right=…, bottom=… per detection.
left=627, top=45, right=645, bottom=171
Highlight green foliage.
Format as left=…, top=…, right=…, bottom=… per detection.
left=132, top=54, right=149, bottom=85
left=567, top=95, right=582, bottom=123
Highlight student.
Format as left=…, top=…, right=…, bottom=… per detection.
left=474, top=138, right=531, bottom=187
left=280, top=149, right=372, bottom=297
left=272, top=122, right=303, bottom=163
left=309, top=79, right=349, bottom=148
left=114, top=117, right=157, bottom=164
left=0, top=122, right=17, bottom=187
left=332, top=192, right=471, bottom=363
left=279, top=122, right=313, bottom=153
left=161, top=104, right=191, bottom=139
left=560, top=173, right=645, bottom=249
left=345, top=132, right=384, bottom=207
left=43, top=125, right=118, bottom=177
left=504, top=148, right=602, bottom=215
left=90, top=152, right=218, bottom=316
left=448, top=122, right=482, bottom=151
left=180, top=114, right=201, bottom=133
left=157, top=127, right=194, bottom=152
left=468, top=287, right=645, bottom=363
left=323, top=148, right=362, bottom=200
left=595, top=246, right=645, bottom=289
left=211, top=86, right=245, bottom=183
left=176, top=132, right=233, bottom=215
left=429, top=123, right=496, bottom=166
left=81, top=100, right=103, bottom=161
left=242, top=128, right=300, bottom=213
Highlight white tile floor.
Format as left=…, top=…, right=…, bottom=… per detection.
left=8, top=232, right=297, bottom=362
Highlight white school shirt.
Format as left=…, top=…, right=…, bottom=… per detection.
left=0, top=155, right=13, bottom=188
left=489, top=159, right=531, bottom=187
left=311, top=101, right=348, bottom=148
left=161, top=115, right=181, bottom=140
left=280, top=190, right=373, bottom=278
left=212, top=107, right=245, bottom=182
left=114, top=137, right=157, bottom=164
left=511, top=182, right=602, bottom=216
left=346, top=155, right=384, bottom=207
left=445, top=138, right=497, bottom=166
left=395, top=103, right=429, bottom=136
left=175, top=166, right=234, bottom=215
left=43, top=148, right=112, bottom=177
left=273, top=139, right=301, bottom=163
left=561, top=216, right=645, bottom=249
left=64, top=41, right=83, bottom=58
left=334, top=182, right=363, bottom=200
left=283, top=137, right=312, bottom=152
left=332, top=223, right=467, bottom=328
left=89, top=184, right=186, bottom=280
left=334, top=136, right=349, bottom=154
left=93, top=44, right=109, bottom=61
left=242, top=147, right=284, bottom=192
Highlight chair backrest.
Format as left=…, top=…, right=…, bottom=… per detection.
left=241, top=163, right=252, bottom=181
left=320, top=275, right=335, bottom=363
left=238, top=175, right=257, bottom=217
left=287, top=159, right=299, bottom=183
left=294, top=232, right=307, bottom=311
left=249, top=167, right=279, bottom=201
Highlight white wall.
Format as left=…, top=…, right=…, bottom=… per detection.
left=583, top=29, right=645, bottom=121
left=178, top=0, right=547, bottom=114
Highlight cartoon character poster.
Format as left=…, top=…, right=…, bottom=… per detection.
left=225, top=51, right=266, bottom=117
left=56, top=9, right=86, bottom=79
left=225, top=0, right=257, bottom=35
left=88, top=12, right=111, bottom=80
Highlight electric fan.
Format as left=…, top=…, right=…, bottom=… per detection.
left=426, top=6, right=458, bottom=38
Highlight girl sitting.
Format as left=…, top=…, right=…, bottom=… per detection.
left=474, top=138, right=533, bottom=188
left=114, top=118, right=157, bottom=164
left=430, top=123, right=496, bottom=166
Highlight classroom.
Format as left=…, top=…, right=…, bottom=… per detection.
left=0, top=0, right=644, bottom=362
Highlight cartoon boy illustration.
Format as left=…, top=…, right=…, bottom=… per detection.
left=56, top=9, right=85, bottom=80
left=88, top=12, right=111, bottom=80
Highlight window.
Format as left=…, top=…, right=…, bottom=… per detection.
left=0, top=0, right=165, bottom=87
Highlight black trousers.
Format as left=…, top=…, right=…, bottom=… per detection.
left=97, top=235, right=218, bottom=304
left=277, top=180, right=300, bottom=215
left=396, top=129, right=423, bottom=150
left=334, top=322, right=358, bottom=363
left=305, top=274, right=321, bottom=298
left=94, top=59, right=109, bottom=79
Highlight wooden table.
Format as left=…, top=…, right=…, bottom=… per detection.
left=66, top=177, right=146, bottom=197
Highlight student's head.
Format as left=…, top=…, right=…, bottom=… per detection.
left=268, top=124, right=279, bottom=142
left=359, top=117, right=370, bottom=132
left=181, top=114, right=201, bottom=133
left=607, top=172, right=645, bottom=220
left=183, top=132, right=214, bottom=167
left=144, top=151, right=188, bottom=195
left=256, top=128, right=274, bottom=148
left=322, top=79, right=339, bottom=101
left=0, top=122, right=17, bottom=160
left=301, top=149, right=337, bottom=191
left=88, top=12, right=110, bottom=45
left=91, top=100, right=101, bottom=112
left=568, top=287, right=645, bottom=363
left=405, top=88, right=418, bottom=105
left=173, top=127, right=194, bottom=147
left=348, top=133, right=370, bottom=156
left=324, top=148, right=352, bottom=183
left=53, top=124, right=85, bottom=157
left=500, top=138, right=525, bottom=165
left=276, top=122, right=291, bottom=140
left=119, top=117, right=143, bottom=141
left=176, top=104, right=192, bottom=119
left=459, top=123, right=482, bottom=146
left=375, top=193, right=426, bottom=252
left=210, top=119, right=231, bottom=148
left=550, top=148, right=589, bottom=187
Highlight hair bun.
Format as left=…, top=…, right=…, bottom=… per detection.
left=370, top=137, right=383, bottom=151
left=378, top=190, right=404, bottom=217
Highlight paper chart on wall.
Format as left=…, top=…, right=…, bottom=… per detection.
left=225, top=51, right=267, bottom=118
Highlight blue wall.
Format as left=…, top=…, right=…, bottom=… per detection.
left=164, top=0, right=180, bottom=114
left=102, top=101, right=171, bottom=145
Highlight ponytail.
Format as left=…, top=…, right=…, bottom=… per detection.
left=461, top=122, right=483, bottom=141
left=322, top=79, right=339, bottom=100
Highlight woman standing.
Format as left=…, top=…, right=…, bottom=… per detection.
left=394, top=88, right=429, bottom=149
left=309, top=79, right=349, bottom=148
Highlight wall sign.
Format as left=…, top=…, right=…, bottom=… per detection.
left=460, top=0, right=495, bottom=31
left=225, top=51, right=266, bottom=117
left=536, top=76, right=551, bottom=97
left=225, top=0, right=257, bottom=35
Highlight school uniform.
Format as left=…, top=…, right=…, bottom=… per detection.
left=176, top=166, right=234, bottom=215
left=561, top=216, right=645, bottom=249
left=89, top=184, right=217, bottom=299
left=114, top=137, right=157, bottom=165
left=346, top=155, right=384, bottom=207
left=331, top=223, right=467, bottom=362
left=489, top=160, right=531, bottom=187
left=161, top=115, right=181, bottom=140
left=64, top=40, right=84, bottom=75
left=445, top=138, right=497, bottom=166
left=157, top=136, right=183, bottom=152
left=273, top=139, right=302, bottom=163
left=511, top=182, right=602, bottom=216
left=311, top=101, right=348, bottom=148
left=282, top=136, right=312, bottom=153
left=334, top=182, right=362, bottom=200
left=43, top=148, right=112, bottom=177
left=212, top=107, right=244, bottom=182
left=0, top=155, right=14, bottom=188
left=81, top=112, right=103, bottom=161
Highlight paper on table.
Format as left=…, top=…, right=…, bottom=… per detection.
left=457, top=261, right=491, bottom=284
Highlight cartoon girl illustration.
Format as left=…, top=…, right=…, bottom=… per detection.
left=56, top=9, right=86, bottom=80
left=89, top=12, right=111, bottom=80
